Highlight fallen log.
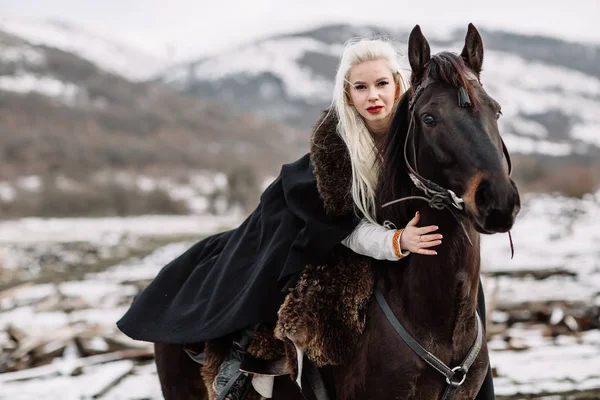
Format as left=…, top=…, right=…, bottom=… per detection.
left=79, top=360, right=135, bottom=399
left=0, top=348, right=153, bottom=383
left=485, top=268, right=577, bottom=280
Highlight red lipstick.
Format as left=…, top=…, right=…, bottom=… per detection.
left=367, top=106, right=383, bottom=114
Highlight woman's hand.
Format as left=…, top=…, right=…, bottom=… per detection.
left=400, top=211, right=442, bottom=255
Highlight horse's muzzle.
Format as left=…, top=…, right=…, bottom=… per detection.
left=472, top=177, right=521, bottom=233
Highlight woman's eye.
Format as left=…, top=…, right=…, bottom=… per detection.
left=378, top=81, right=389, bottom=87
left=355, top=85, right=366, bottom=90
left=422, top=114, right=436, bottom=126
left=496, top=110, right=503, bottom=120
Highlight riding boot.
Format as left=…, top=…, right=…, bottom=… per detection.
left=212, top=326, right=256, bottom=400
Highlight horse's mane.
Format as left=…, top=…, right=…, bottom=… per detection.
left=377, top=93, right=411, bottom=225
left=418, top=51, right=481, bottom=108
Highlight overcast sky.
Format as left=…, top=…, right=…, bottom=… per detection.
left=1, top=0, right=598, bottom=60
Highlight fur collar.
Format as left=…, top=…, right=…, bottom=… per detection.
left=309, top=109, right=354, bottom=216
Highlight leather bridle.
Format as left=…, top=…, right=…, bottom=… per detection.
left=382, top=75, right=513, bottom=249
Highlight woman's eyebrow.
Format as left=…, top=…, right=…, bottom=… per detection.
left=352, top=77, right=390, bottom=85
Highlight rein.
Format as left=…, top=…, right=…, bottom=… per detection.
left=375, top=280, right=484, bottom=400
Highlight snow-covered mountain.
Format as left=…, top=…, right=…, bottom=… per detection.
left=0, top=17, right=169, bottom=81
left=157, top=24, right=600, bottom=158
left=0, top=16, right=597, bottom=190
left=0, top=23, right=303, bottom=180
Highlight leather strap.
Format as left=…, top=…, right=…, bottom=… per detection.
left=183, top=345, right=205, bottom=365
left=301, top=357, right=331, bottom=400
left=375, top=282, right=483, bottom=400
left=501, top=137, right=513, bottom=176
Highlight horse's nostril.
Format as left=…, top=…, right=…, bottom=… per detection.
left=474, top=180, right=491, bottom=209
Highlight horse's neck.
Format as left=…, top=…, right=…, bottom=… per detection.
left=377, top=113, right=481, bottom=339
left=381, top=209, right=481, bottom=338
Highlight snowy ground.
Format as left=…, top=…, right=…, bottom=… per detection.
left=0, top=191, right=599, bottom=399
left=479, top=191, right=600, bottom=398
left=0, top=214, right=240, bottom=245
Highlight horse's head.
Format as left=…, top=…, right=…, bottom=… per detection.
left=403, top=24, right=520, bottom=234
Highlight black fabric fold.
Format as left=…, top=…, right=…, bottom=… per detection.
left=117, top=154, right=356, bottom=344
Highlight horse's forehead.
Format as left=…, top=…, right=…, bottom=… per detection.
left=419, top=91, right=455, bottom=111
left=418, top=86, right=466, bottom=110
left=422, top=80, right=495, bottom=109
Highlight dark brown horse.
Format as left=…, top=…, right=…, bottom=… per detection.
left=154, top=23, right=520, bottom=400
left=325, top=24, right=520, bottom=399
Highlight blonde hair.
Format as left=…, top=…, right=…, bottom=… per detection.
left=332, top=38, right=408, bottom=224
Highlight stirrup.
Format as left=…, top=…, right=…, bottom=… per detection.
left=213, top=368, right=251, bottom=400
left=213, top=326, right=257, bottom=400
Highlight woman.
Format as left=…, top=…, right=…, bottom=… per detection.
left=117, top=38, right=494, bottom=400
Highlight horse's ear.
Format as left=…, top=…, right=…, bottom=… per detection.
left=460, top=23, right=484, bottom=76
left=408, top=25, right=430, bottom=84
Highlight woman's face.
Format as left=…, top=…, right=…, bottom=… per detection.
left=347, top=59, right=400, bottom=134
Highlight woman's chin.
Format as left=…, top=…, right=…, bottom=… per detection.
left=361, top=112, right=391, bottom=126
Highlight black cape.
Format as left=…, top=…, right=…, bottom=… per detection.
left=117, top=153, right=356, bottom=344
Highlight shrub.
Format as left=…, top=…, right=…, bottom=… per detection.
left=226, top=165, right=260, bottom=213
left=0, top=177, right=189, bottom=218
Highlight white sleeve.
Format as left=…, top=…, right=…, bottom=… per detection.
left=341, top=218, right=409, bottom=261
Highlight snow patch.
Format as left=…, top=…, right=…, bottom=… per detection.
left=172, top=37, right=339, bottom=101
left=0, top=72, right=80, bottom=104
left=502, top=133, right=573, bottom=156
left=0, top=17, right=169, bottom=80
left=0, top=44, right=45, bottom=65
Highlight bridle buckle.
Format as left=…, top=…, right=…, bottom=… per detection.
left=447, top=190, right=464, bottom=210
left=446, top=366, right=467, bottom=387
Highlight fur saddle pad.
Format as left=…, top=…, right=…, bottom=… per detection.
left=201, top=247, right=374, bottom=398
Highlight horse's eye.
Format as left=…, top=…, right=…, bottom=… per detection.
left=496, top=110, right=503, bottom=120
left=422, top=114, right=436, bottom=126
